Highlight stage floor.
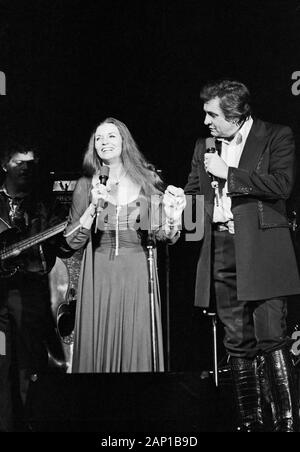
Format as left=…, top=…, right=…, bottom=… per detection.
left=25, top=370, right=236, bottom=433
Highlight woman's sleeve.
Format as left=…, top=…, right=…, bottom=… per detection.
left=64, top=177, right=92, bottom=250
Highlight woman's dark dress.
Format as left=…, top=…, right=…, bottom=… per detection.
left=65, top=177, right=165, bottom=372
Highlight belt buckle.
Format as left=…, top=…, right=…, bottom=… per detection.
left=227, top=220, right=235, bottom=234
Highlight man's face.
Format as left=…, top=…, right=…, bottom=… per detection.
left=3, top=151, right=36, bottom=188
left=203, top=97, right=239, bottom=138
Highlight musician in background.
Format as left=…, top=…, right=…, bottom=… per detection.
left=0, top=141, right=64, bottom=432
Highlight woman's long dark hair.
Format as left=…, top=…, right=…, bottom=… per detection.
left=82, top=117, right=165, bottom=195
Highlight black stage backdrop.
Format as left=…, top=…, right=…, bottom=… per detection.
left=1, top=0, right=300, bottom=372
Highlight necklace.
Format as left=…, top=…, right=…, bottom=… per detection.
left=109, top=170, right=126, bottom=186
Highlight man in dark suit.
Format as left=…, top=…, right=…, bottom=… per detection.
left=184, top=79, right=300, bottom=432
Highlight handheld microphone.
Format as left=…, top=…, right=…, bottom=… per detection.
left=205, top=137, right=217, bottom=176
left=205, top=137, right=217, bottom=156
left=95, top=165, right=110, bottom=233
left=99, top=165, right=110, bottom=186
left=97, top=165, right=110, bottom=211
left=205, top=138, right=220, bottom=206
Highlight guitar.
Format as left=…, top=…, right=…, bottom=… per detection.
left=48, top=249, right=83, bottom=372
left=0, top=220, right=68, bottom=277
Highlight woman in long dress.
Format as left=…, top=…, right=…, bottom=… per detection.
left=64, top=117, right=185, bottom=372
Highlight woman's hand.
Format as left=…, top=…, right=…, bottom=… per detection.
left=91, top=183, right=110, bottom=208
left=163, top=185, right=186, bottom=225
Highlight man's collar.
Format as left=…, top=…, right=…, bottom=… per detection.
left=217, top=134, right=241, bottom=145
left=217, top=116, right=253, bottom=145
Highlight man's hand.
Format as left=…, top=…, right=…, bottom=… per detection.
left=204, top=152, right=229, bottom=179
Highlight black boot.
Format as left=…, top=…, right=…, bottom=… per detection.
left=266, top=347, right=300, bottom=432
left=256, top=354, right=278, bottom=431
left=230, top=357, right=264, bottom=432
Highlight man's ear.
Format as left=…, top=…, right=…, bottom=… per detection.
left=1, top=166, right=7, bottom=172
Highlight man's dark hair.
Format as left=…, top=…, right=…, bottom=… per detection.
left=0, top=141, right=40, bottom=167
left=200, top=79, right=251, bottom=122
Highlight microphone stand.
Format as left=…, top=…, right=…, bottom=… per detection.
left=146, top=231, right=158, bottom=372
left=165, top=242, right=171, bottom=371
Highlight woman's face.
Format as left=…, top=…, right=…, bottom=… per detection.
left=94, top=123, right=122, bottom=164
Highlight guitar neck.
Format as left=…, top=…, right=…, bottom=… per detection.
left=0, top=221, right=67, bottom=261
